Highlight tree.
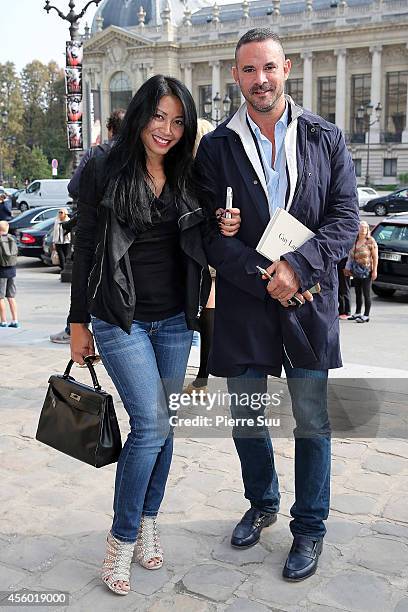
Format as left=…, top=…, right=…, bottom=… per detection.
left=14, top=146, right=52, bottom=183
left=0, top=62, right=24, bottom=183
left=21, top=60, right=50, bottom=149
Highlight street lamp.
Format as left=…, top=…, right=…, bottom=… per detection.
left=44, top=0, right=102, bottom=283
left=204, top=92, right=232, bottom=126
left=0, top=110, right=9, bottom=185
left=357, top=101, right=382, bottom=187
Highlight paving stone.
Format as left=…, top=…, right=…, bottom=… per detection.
left=147, top=593, right=216, bottom=612
left=205, top=490, right=248, bottom=513
left=70, top=583, right=146, bottom=612
left=330, top=494, right=378, bottom=515
left=160, top=530, right=211, bottom=567
left=394, top=597, right=408, bottom=612
left=25, top=559, right=96, bottom=594
left=211, top=536, right=269, bottom=567
left=225, top=597, right=275, bottom=612
left=309, top=571, right=393, bottom=612
left=64, top=532, right=107, bottom=568
left=161, top=485, right=207, bottom=514
left=129, top=564, right=171, bottom=596
left=325, top=518, right=364, bottom=545
left=0, top=565, right=29, bottom=590
left=362, top=453, right=407, bottom=476
left=332, top=442, right=368, bottom=459
left=247, top=563, right=322, bottom=607
left=372, top=521, right=408, bottom=540
left=352, top=535, right=408, bottom=576
left=373, top=440, right=408, bottom=460
left=342, top=472, right=393, bottom=495
left=0, top=535, right=65, bottom=573
left=177, top=471, right=227, bottom=496
left=181, top=564, right=245, bottom=602
left=382, top=495, right=408, bottom=523
left=46, top=509, right=111, bottom=536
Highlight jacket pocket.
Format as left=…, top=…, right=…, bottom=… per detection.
left=281, top=309, right=318, bottom=367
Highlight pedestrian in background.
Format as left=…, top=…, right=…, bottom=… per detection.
left=0, top=220, right=19, bottom=328
left=346, top=220, right=378, bottom=323
left=52, top=208, right=71, bottom=271
left=0, top=193, right=12, bottom=222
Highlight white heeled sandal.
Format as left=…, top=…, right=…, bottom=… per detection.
left=134, top=515, right=163, bottom=570
left=101, top=531, right=135, bottom=595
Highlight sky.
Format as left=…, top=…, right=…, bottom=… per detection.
left=0, top=0, right=99, bottom=72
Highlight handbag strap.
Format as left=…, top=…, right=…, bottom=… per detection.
left=63, top=358, right=102, bottom=391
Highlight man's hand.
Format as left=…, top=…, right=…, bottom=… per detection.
left=264, top=260, right=300, bottom=302
left=70, top=323, right=95, bottom=365
left=216, top=207, right=241, bottom=237
left=279, top=290, right=314, bottom=308
left=371, top=270, right=377, bottom=281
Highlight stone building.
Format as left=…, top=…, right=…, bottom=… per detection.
left=82, top=0, right=408, bottom=185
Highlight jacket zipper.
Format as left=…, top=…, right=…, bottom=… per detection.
left=92, top=216, right=108, bottom=300
left=283, top=343, right=294, bottom=369
left=197, top=266, right=204, bottom=317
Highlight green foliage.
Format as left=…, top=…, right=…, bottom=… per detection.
left=14, top=146, right=52, bottom=183
left=0, top=60, right=74, bottom=185
left=398, top=173, right=408, bottom=186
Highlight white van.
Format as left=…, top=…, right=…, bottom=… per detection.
left=16, top=179, right=73, bottom=212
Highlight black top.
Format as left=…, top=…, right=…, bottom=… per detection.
left=129, top=184, right=185, bottom=322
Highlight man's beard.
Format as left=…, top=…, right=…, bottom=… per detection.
left=243, top=83, right=284, bottom=113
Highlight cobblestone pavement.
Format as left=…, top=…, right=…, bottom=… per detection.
left=0, top=260, right=407, bottom=612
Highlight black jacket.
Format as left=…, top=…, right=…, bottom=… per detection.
left=69, top=153, right=211, bottom=333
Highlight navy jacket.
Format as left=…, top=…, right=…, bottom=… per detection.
left=195, top=97, right=359, bottom=376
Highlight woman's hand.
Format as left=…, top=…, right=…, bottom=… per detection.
left=216, top=207, right=241, bottom=237
left=70, top=323, right=95, bottom=365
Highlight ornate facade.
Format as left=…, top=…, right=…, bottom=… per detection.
left=82, top=0, right=408, bottom=185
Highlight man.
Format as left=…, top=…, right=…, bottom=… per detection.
left=50, top=109, right=125, bottom=344
left=195, top=28, right=359, bottom=581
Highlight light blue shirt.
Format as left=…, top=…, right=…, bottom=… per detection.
left=247, top=104, right=289, bottom=216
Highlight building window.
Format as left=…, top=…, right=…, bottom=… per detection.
left=110, top=72, right=132, bottom=111
left=317, top=77, right=336, bottom=123
left=286, top=78, right=303, bottom=106
left=350, top=74, right=371, bottom=140
left=385, top=71, right=408, bottom=141
left=384, top=158, right=397, bottom=177
left=227, top=83, right=241, bottom=116
left=198, top=85, right=212, bottom=118
left=353, top=159, right=362, bottom=177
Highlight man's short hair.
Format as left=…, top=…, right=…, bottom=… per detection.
left=235, top=28, right=285, bottom=63
left=106, top=109, right=126, bottom=136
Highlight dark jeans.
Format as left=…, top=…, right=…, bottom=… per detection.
left=228, top=365, right=330, bottom=541
left=56, top=243, right=70, bottom=271
left=354, top=277, right=372, bottom=316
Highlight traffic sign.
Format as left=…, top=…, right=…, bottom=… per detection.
left=51, top=159, right=59, bottom=169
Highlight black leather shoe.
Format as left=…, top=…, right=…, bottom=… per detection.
left=231, top=507, right=277, bottom=549
left=282, top=536, right=323, bottom=581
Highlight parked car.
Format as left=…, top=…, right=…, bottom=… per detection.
left=357, top=187, right=378, bottom=209
left=16, top=179, right=72, bottom=212
left=363, top=187, right=408, bottom=216
left=16, top=218, right=56, bottom=259
left=8, top=206, right=71, bottom=236
left=371, top=213, right=408, bottom=297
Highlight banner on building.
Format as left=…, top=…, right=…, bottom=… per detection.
left=90, top=88, right=102, bottom=146
left=67, top=122, right=83, bottom=150
left=66, top=41, right=83, bottom=67
left=66, top=95, right=83, bottom=122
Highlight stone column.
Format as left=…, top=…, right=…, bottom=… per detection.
left=182, top=62, right=193, bottom=93
left=334, top=49, right=347, bottom=130
left=209, top=60, right=221, bottom=119
left=402, top=44, right=408, bottom=143
left=369, top=45, right=382, bottom=144
left=301, top=51, right=313, bottom=111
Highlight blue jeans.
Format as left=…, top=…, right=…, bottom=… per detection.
left=227, top=365, right=330, bottom=540
left=92, top=313, right=193, bottom=543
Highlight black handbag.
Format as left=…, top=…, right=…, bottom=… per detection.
left=36, top=358, right=122, bottom=468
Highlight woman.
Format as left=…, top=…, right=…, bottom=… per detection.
left=69, top=76, right=238, bottom=596
left=346, top=220, right=378, bottom=323
left=52, top=208, right=71, bottom=271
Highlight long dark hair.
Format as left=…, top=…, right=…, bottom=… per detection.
left=106, top=75, right=198, bottom=232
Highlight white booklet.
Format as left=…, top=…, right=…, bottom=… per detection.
left=256, top=207, right=315, bottom=262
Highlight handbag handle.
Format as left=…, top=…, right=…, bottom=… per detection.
left=63, top=357, right=102, bottom=391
